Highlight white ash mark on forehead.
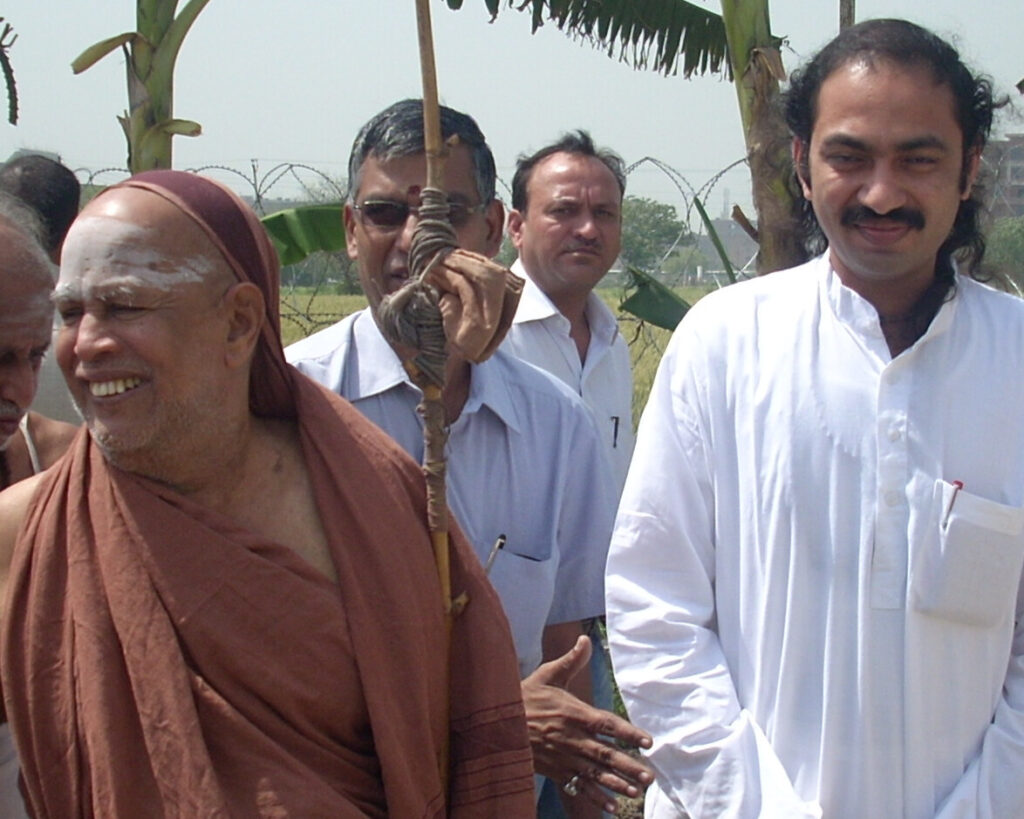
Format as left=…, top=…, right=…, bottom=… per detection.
left=59, top=215, right=219, bottom=295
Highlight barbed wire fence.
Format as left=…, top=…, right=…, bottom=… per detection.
left=76, top=155, right=751, bottom=423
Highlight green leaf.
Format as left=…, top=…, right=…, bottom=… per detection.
left=71, top=32, right=136, bottom=74
left=157, top=118, right=202, bottom=136
left=261, top=205, right=346, bottom=267
left=619, top=266, right=690, bottom=331
left=488, top=0, right=730, bottom=78
left=692, top=194, right=736, bottom=284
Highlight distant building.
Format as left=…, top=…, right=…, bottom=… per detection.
left=985, top=133, right=1024, bottom=219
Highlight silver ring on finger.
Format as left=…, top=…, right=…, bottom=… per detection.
left=562, top=773, right=582, bottom=797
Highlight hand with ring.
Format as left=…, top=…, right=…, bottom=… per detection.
left=522, top=634, right=653, bottom=816
left=563, top=773, right=583, bottom=797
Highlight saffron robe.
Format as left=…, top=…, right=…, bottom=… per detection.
left=1, top=170, right=535, bottom=818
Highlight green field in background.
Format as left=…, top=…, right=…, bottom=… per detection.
left=279, top=284, right=716, bottom=425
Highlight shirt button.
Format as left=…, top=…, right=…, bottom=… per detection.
left=888, top=427, right=902, bottom=442
left=885, top=490, right=902, bottom=507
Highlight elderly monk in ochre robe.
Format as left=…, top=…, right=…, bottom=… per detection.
left=0, top=170, right=535, bottom=818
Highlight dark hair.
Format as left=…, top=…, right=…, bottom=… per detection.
left=510, top=130, right=626, bottom=212
left=782, top=18, right=999, bottom=278
left=346, top=99, right=496, bottom=205
left=0, top=154, right=80, bottom=253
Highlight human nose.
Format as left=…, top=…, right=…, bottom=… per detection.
left=859, top=162, right=907, bottom=215
left=573, top=211, right=600, bottom=240
left=393, top=208, right=420, bottom=254
left=72, top=312, right=119, bottom=362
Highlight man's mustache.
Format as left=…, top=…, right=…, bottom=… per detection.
left=840, top=205, right=925, bottom=230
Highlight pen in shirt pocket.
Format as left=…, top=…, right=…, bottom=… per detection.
left=943, top=480, right=964, bottom=527
left=484, top=534, right=506, bottom=575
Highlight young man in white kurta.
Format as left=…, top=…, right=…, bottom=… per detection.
left=606, top=19, right=1024, bottom=819
left=608, top=257, right=1024, bottom=817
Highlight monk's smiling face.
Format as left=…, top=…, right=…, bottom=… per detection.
left=55, top=187, right=238, bottom=470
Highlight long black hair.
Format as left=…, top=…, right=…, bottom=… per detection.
left=782, top=18, right=1000, bottom=279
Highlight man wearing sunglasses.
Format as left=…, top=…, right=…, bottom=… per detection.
left=286, top=99, right=652, bottom=817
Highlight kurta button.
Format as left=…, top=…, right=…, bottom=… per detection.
left=885, top=490, right=902, bottom=506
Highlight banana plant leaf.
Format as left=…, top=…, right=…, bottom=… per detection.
left=619, top=266, right=690, bottom=331
left=692, top=194, right=736, bottom=284
left=260, top=204, right=345, bottom=266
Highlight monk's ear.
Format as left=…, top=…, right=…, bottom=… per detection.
left=222, top=282, right=265, bottom=368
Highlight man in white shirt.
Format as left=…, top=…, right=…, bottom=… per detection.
left=504, top=138, right=634, bottom=818
left=606, top=19, right=1024, bottom=819
left=286, top=100, right=652, bottom=818
left=504, top=131, right=634, bottom=495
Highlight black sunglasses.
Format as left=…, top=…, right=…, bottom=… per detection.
left=353, top=198, right=487, bottom=230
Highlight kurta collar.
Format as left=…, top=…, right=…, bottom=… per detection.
left=821, top=253, right=958, bottom=357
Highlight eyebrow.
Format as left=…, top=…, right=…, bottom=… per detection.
left=820, top=133, right=950, bottom=153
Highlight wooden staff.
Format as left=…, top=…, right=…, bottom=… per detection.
left=413, top=0, right=454, bottom=798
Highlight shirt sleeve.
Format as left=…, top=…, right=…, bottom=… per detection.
left=605, top=322, right=822, bottom=819
left=933, top=577, right=1024, bottom=818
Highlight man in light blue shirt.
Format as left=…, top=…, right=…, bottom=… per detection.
left=287, top=100, right=652, bottom=818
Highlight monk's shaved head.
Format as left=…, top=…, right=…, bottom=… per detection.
left=58, top=186, right=235, bottom=308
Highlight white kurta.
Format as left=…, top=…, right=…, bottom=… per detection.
left=606, top=255, right=1024, bottom=818
left=287, top=310, right=614, bottom=677
left=505, top=261, right=635, bottom=496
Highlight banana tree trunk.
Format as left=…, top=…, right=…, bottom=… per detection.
left=74, top=0, right=210, bottom=173
left=721, top=0, right=805, bottom=274
left=840, top=0, right=855, bottom=29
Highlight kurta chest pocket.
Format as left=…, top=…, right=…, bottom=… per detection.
left=911, top=479, right=1024, bottom=628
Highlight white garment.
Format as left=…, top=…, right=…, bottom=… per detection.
left=505, top=260, right=634, bottom=496
left=606, top=255, right=1024, bottom=819
left=18, top=414, right=42, bottom=474
left=287, top=310, right=614, bottom=677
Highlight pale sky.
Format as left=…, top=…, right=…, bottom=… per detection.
left=3, top=1, right=1021, bottom=223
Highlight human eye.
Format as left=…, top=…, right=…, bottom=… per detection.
left=903, top=153, right=940, bottom=170
left=107, top=302, right=147, bottom=319
left=55, top=302, right=82, bottom=325
left=824, top=150, right=864, bottom=169
left=358, top=200, right=409, bottom=229
left=29, top=346, right=48, bottom=369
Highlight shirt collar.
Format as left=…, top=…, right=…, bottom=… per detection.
left=511, top=260, right=561, bottom=323
left=346, top=310, right=413, bottom=400
left=352, top=309, right=522, bottom=433
left=511, top=258, right=621, bottom=346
